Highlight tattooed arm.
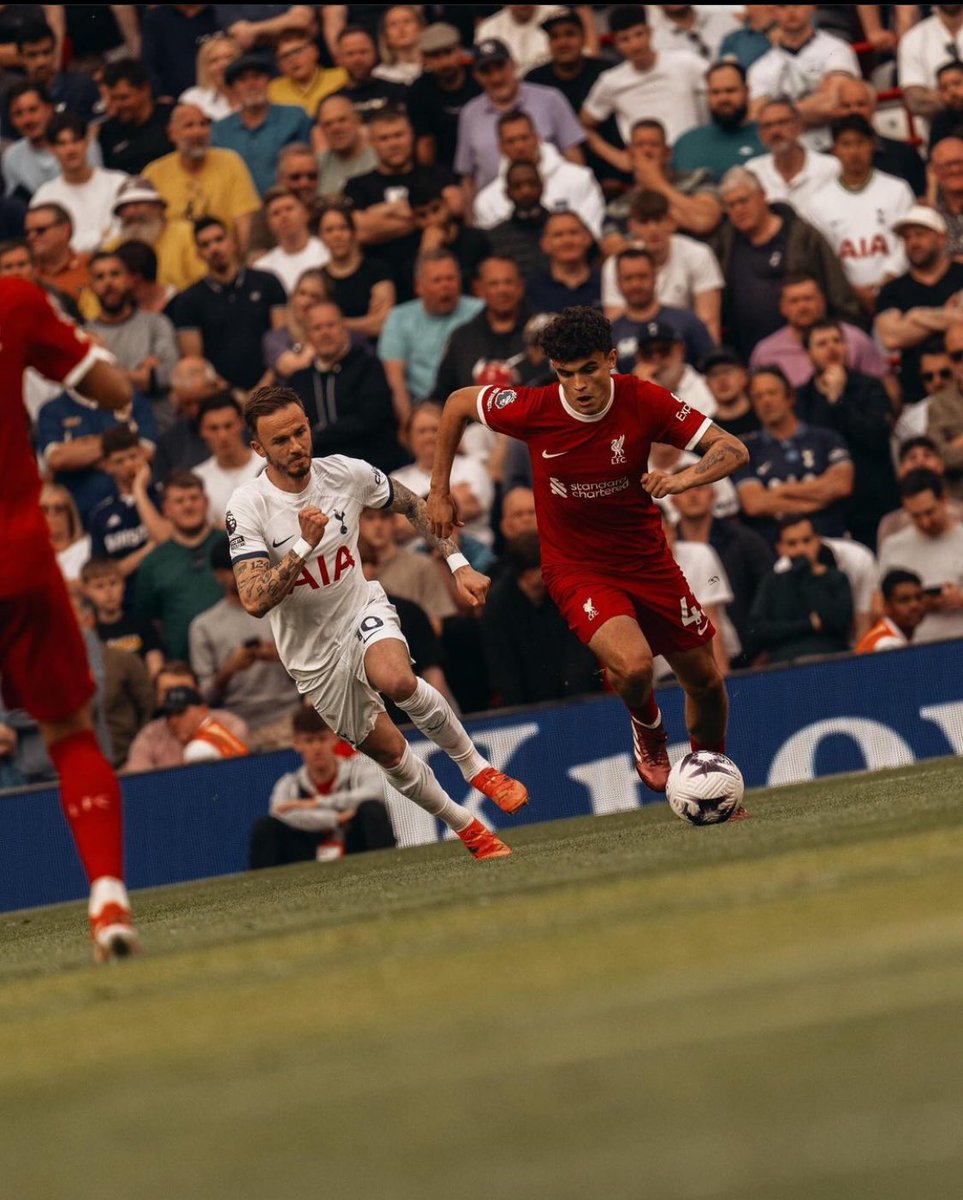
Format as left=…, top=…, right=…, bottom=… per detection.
left=641, top=424, right=750, bottom=499
left=234, top=506, right=328, bottom=617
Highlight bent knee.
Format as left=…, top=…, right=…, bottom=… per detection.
left=378, top=671, right=418, bottom=703
left=612, top=653, right=654, bottom=691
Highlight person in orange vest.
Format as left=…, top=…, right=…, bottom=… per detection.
left=159, top=684, right=249, bottom=761
left=855, top=569, right=926, bottom=654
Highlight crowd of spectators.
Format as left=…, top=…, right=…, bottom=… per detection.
left=5, top=3, right=963, bottom=805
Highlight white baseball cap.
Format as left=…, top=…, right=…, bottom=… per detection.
left=892, top=205, right=947, bottom=236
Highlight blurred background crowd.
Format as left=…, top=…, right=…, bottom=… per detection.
left=2, top=2, right=962, bottom=788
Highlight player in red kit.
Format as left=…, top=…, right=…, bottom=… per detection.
left=0, top=277, right=141, bottom=961
left=427, top=307, right=749, bottom=792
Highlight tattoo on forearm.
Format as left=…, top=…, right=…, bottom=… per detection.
left=234, top=552, right=305, bottom=617
left=694, top=441, right=743, bottom=477
left=389, top=478, right=460, bottom=558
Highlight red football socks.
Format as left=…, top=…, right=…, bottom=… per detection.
left=691, top=737, right=726, bottom=754
left=629, top=693, right=660, bottom=726
left=48, top=729, right=125, bottom=884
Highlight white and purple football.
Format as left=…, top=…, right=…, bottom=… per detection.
left=666, top=751, right=744, bottom=826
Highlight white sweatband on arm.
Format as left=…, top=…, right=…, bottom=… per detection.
left=291, top=537, right=314, bottom=560
left=446, top=553, right=470, bottom=574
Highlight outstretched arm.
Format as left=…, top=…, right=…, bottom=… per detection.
left=427, top=386, right=483, bottom=538
left=234, top=507, right=328, bottom=617
left=642, top=424, right=749, bottom=498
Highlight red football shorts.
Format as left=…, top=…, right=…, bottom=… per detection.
left=0, top=562, right=95, bottom=723
left=544, top=554, right=717, bottom=656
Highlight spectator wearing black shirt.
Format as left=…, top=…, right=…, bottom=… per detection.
left=487, top=160, right=551, bottom=280
left=318, top=204, right=395, bottom=341
left=929, top=62, right=963, bottom=151
left=15, top=20, right=99, bottom=123
left=408, top=177, right=490, bottom=291
left=701, top=347, right=762, bottom=439
left=333, top=25, right=407, bottom=122
left=525, top=210, right=600, bottom=315
left=609, top=247, right=714, bottom=370
left=99, top=59, right=175, bottom=176
left=170, top=216, right=287, bottom=391
left=152, top=356, right=229, bottom=483
left=141, top=4, right=220, bottom=100
left=81, top=557, right=165, bottom=680
left=407, top=22, right=481, bottom=169
left=344, top=105, right=460, bottom=301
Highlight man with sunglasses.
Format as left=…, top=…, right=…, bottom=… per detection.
left=25, top=202, right=90, bottom=302
left=875, top=206, right=963, bottom=405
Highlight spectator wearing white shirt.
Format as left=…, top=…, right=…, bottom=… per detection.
left=800, top=115, right=914, bottom=316
left=659, top=509, right=733, bottom=678
left=475, top=5, right=556, bottom=75
left=472, top=108, right=604, bottom=237
left=632, top=320, right=717, bottom=418
left=745, top=97, right=839, bottom=213
left=580, top=4, right=707, bottom=174
left=31, top=113, right=127, bottom=253
left=898, top=4, right=963, bottom=119
left=648, top=4, right=740, bottom=60
left=253, top=185, right=329, bottom=295
left=193, top=393, right=262, bottom=527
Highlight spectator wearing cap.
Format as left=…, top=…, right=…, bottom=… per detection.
left=580, top=5, right=707, bottom=177
left=672, top=61, right=765, bottom=183
left=143, top=103, right=261, bottom=254
left=210, top=55, right=312, bottom=195
left=15, top=19, right=99, bottom=124
left=744, top=97, right=840, bottom=214
left=332, top=25, right=408, bottom=123
left=525, top=210, right=600, bottom=315
left=455, top=36, right=585, bottom=198
left=160, top=684, right=249, bottom=762
left=111, top=177, right=206, bottom=294
left=486, top=160, right=551, bottom=281
left=875, top=206, right=963, bottom=407
left=3, top=81, right=102, bottom=202
left=252, top=187, right=329, bottom=294
left=315, top=94, right=379, bottom=196
left=475, top=5, right=554, bottom=75
left=267, top=26, right=347, bottom=116
left=610, top=248, right=714, bottom=372
left=799, top=115, right=914, bottom=317
left=99, top=59, right=176, bottom=176
left=30, top=113, right=128, bottom=253
left=835, top=77, right=926, bottom=199
left=702, top=348, right=761, bottom=439
left=472, top=108, right=604, bottom=237
left=855, top=569, right=925, bottom=654
left=632, top=320, right=716, bottom=417
left=648, top=4, right=739, bottom=59
left=409, top=177, right=491, bottom=289
left=406, top=22, right=481, bottom=169
left=344, top=106, right=462, bottom=302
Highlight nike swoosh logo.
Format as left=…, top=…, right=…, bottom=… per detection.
left=272, top=535, right=293, bottom=548
left=541, top=449, right=569, bottom=459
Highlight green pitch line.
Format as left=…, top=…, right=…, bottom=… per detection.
left=3, top=758, right=963, bottom=1200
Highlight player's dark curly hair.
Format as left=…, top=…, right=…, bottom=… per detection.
left=539, top=306, right=613, bottom=364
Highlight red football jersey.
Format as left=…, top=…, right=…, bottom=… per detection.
left=0, top=279, right=97, bottom=596
left=478, top=375, right=712, bottom=574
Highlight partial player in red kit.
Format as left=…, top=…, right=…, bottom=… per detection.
left=427, top=306, right=749, bottom=792
left=0, top=277, right=140, bottom=961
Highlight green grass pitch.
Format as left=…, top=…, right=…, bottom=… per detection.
left=3, top=757, right=963, bottom=1200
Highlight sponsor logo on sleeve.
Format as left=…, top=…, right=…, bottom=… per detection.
left=229, top=535, right=245, bottom=550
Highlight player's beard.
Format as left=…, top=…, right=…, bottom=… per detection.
left=272, top=449, right=311, bottom=480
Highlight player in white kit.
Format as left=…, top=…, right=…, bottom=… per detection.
left=227, top=386, right=528, bottom=860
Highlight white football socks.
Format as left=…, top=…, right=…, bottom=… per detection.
left=381, top=743, right=473, bottom=833
left=395, top=677, right=488, bottom=780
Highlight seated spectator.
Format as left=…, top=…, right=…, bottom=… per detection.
left=580, top=5, right=706, bottom=172
left=268, top=27, right=347, bottom=116
left=747, top=516, right=854, bottom=664
left=179, top=29, right=241, bottom=121
left=602, top=189, right=724, bottom=340
left=124, top=660, right=249, bottom=773
left=82, top=556, right=165, bottom=678
left=476, top=5, right=553, bottom=75
left=482, top=531, right=601, bottom=705
left=318, top=206, right=395, bottom=341
left=712, top=166, right=860, bottom=360
left=159, top=684, right=249, bottom=762
left=898, top=4, right=963, bottom=121
left=927, top=323, right=963, bottom=499
left=378, top=248, right=483, bottom=425
left=486, top=160, right=552, bottom=280
left=456, top=36, right=585, bottom=194
left=3, top=81, right=99, bottom=202
left=263, top=266, right=330, bottom=377
left=189, top=540, right=300, bottom=751
left=672, top=61, right=765, bottom=182
left=246, top=143, right=325, bottom=257
left=112, top=178, right=206, bottom=295
left=252, top=187, right=329, bottom=295
left=472, top=108, right=604, bottom=237
left=143, top=103, right=261, bottom=254
left=631, top=321, right=716, bottom=416
left=408, top=178, right=491, bottom=290
left=718, top=5, right=776, bottom=70
left=15, top=19, right=99, bottom=123
left=373, top=5, right=424, bottom=86
left=331, top=25, right=408, bottom=124
left=929, top=136, right=963, bottom=259
left=249, top=708, right=393, bottom=870
left=290, top=301, right=406, bottom=470
left=87, top=250, right=179, bottom=405
left=745, top=97, right=840, bottom=212
left=701, top=347, right=761, bottom=439
left=99, top=59, right=175, bottom=175
left=855, top=569, right=926, bottom=653
left=878, top=436, right=963, bottom=546
left=314, top=94, right=378, bottom=197
left=170, top=216, right=287, bottom=392
left=735, top=366, right=854, bottom=546
left=750, top=274, right=892, bottom=389
left=875, top=207, right=963, bottom=407
left=25, top=202, right=91, bottom=302
left=344, top=106, right=462, bottom=302
left=40, top=481, right=90, bottom=583
left=194, top=394, right=263, bottom=527
left=211, top=55, right=312, bottom=195
left=878, top=468, right=963, bottom=644
left=610, top=248, right=714, bottom=372
left=928, top=61, right=963, bottom=152
left=132, top=470, right=228, bottom=661
left=359, top=506, right=455, bottom=634
left=648, top=4, right=738, bottom=59
left=31, top=114, right=127, bottom=253
left=140, top=2, right=219, bottom=99
left=800, top=116, right=913, bottom=316
left=525, top=210, right=600, bottom=315
left=37, top=382, right=157, bottom=525
left=835, top=77, right=926, bottom=198
left=153, top=356, right=230, bottom=481
left=660, top=509, right=733, bottom=675
left=408, top=22, right=480, bottom=169
left=87, top=426, right=171, bottom=585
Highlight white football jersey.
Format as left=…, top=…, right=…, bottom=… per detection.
left=227, top=456, right=393, bottom=686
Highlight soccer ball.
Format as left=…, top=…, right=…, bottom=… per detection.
left=666, top=751, right=744, bottom=826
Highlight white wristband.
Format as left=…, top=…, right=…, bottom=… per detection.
left=291, top=537, right=314, bottom=560
left=446, top=553, right=470, bottom=574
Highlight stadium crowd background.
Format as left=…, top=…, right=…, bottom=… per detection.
left=2, top=1, right=963, bottom=789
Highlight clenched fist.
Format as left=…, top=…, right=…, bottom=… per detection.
left=298, top=506, right=328, bottom=548
left=454, top=564, right=491, bottom=609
